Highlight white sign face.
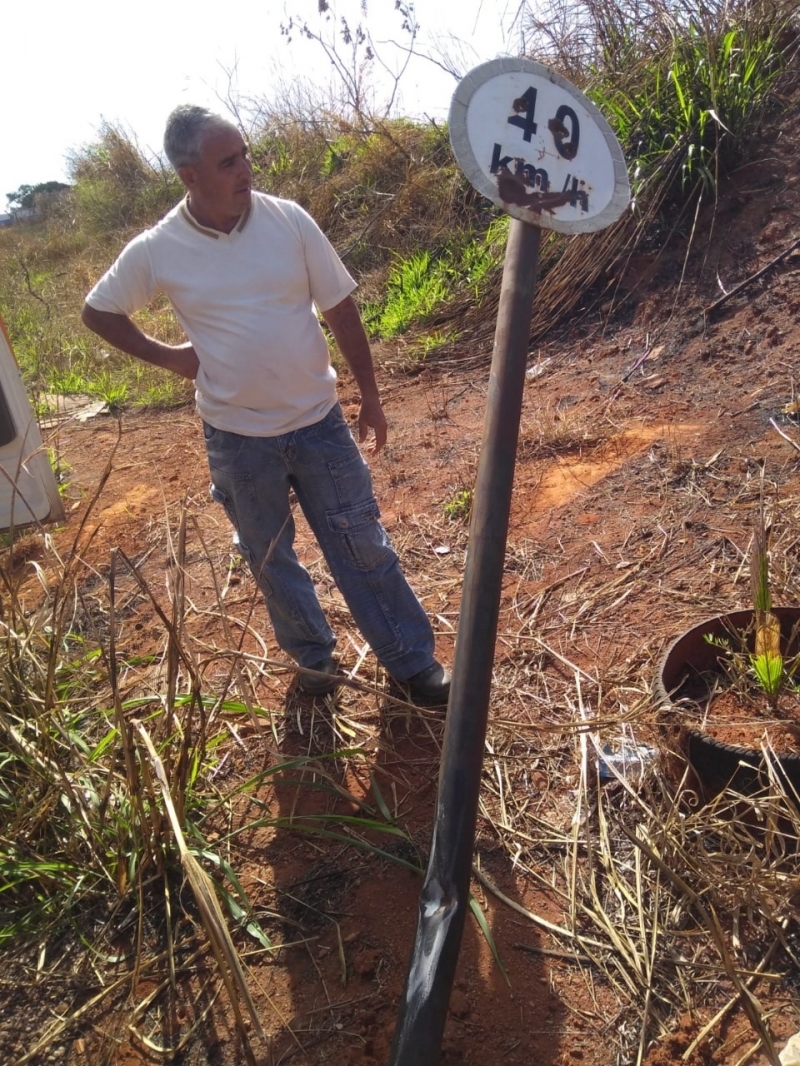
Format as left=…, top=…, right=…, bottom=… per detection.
left=449, top=58, right=630, bottom=234
left=0, top=318, right=64, bottom=531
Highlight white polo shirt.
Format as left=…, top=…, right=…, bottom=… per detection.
left=86, top=192, right=357, bottom=436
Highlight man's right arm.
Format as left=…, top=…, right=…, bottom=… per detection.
left=81, top=304, right=199, bottom=381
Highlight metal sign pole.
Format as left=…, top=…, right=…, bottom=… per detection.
left=388, top=54, right=629, bottom=1066
left=389, top=216, right=541, bottom=1066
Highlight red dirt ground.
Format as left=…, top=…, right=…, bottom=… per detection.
left=4, top=100, right=800, bottom=1066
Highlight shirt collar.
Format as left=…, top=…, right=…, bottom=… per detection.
left=179, top=195, right=252, bottom=239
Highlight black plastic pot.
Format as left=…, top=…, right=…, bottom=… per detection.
left=654, top=607, right=800, bottom=798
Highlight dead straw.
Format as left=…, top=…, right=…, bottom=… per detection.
left=134, top=721, right=269, bottom=1065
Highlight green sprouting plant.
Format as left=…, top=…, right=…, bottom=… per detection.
left=49, top=365, right=91, bottom=395
left=365, top=219, right=509, bottom=341
left=140, top=378, right=192, bottom=409
left=705, top=497, right=800, bottom=705
left=458, top=216, right=508, bottom=297
left=253, top=134, right=293, bottom=180
left=321, top=131, right=358, bottom=177
left=750, top=513, right=778, bottom=689
left=443, top=488, right=473, bottom=523
left=365, top=250, right=450, bottom=337
left=746, top=498, right=800, bottom=701
left=407, top=330, right=459, bottom=361
left=128, top=358, right=194, bottom=409
left=33, top=395, right=57, bottom=420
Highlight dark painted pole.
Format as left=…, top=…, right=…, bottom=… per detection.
left=389, top=217, right=542, bottom=1066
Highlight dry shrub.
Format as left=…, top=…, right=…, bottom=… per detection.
left=248, top=109, right=464, bottom=295
left=68, top=122, right=182, bottom=237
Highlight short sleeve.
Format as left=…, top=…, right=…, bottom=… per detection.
left=85, top=233, right=158, bottom=316
left=290, top=203, right=357, bottom=313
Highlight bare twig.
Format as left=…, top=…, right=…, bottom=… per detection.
left=769, top=417, right=800, bottom=453
left=705, top=235, right=800, bottom=315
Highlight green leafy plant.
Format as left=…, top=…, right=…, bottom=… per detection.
left=365, top=250, right=450, bottom=337
left=590, top=18, right=784, bottom=209
left=47, top=447, right=71, bottom=497
left=90, top=369, right=128, bottom=410
left=407, top=329, right=459, bottom=361
left=364, top=220, right=508, bottom=342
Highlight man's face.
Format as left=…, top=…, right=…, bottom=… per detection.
left=180, top=125, right=253, bottom=222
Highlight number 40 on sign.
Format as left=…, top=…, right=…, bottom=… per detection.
left=449, top=58, right=630, bottom=236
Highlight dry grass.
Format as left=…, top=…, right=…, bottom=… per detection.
left=475, top=657, right=800, bottom=1065
left=5, top=434, right=800, bottom=1063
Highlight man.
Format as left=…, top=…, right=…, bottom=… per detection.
left=82, top=104, right=450, bottom=704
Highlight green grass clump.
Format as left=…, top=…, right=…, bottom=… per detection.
left=364, top=219, right=508, bottom=341
left=407, top=330, right=460, bottom=361
left=589, top=17, right=786, bottom=214
left=526, top=0, right=795, bottom=224
left=365, top=250, right=450, bottom=337
left=0, top=552, right=213, bottom=943
left=442, top=488, right=474, bottom=523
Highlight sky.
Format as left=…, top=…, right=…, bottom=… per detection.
left=1, top=0, right=524, bottom=206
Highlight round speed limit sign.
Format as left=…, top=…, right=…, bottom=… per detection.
left=449, top=57, right=630, bottom=234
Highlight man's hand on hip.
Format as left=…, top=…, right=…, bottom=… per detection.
left=170, top=342, right=200, bottom=380
left=81, top=305, right=199, bottom=381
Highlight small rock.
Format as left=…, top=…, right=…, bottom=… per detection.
left=354, top=949, right=380, bottom=978
left=449, top=989, right=470, bottom=1018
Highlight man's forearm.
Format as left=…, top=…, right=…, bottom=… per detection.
left=81, top=305, right=199, bottom=380
left=321, top=296, right=380, bottom=399
left=322, top=295, right=387, bottom=451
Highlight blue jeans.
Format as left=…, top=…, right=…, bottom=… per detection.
left=203, top=403, right=435, bottom=679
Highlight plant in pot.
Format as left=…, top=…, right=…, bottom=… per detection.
left=654, top=501, right=800, bottom=798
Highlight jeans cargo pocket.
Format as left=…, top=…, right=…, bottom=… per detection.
left=324, top=425, right=373, bottom=507
left=209, top=483, right=237, bottom=529
left=326, top=499, right=392, bottom=571
left=210, top=476, right=256, bottom=529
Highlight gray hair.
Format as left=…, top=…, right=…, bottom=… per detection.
left=163, top=105, right=235, bottom=170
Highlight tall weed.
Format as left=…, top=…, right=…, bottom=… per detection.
left=524, top=0, right=794, bottom=217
